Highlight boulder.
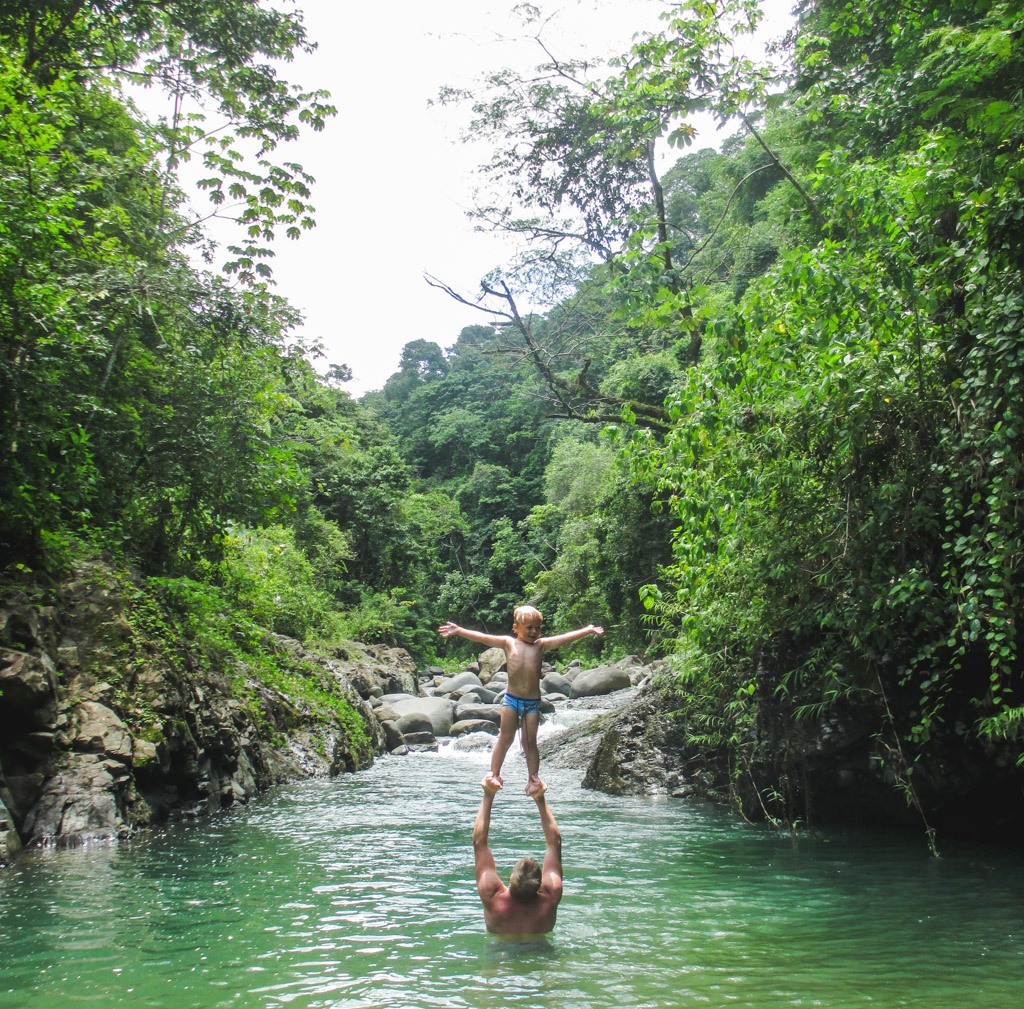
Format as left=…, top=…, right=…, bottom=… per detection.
left=402, top=731, right=436, bottom=746
left=0, top=791, right=20, bottom=864
left=23, top=752, right=126, bottom=843
left=0, top=649, right=58, bottom=729
left=477, top=648, right=507, bottom=683
left=581, top=687, right=689, bottom=796
left=388, top=696, right=457, bottom=736
left=451, top=733, right=495, bottom=753
left=569, top=665, right=634, bottom=698
left=434, top=670, right=483, bottom=696
left=451, top=719, right=500, bottom=737
left=373, top=704, right=401, bottom=723
left=71, top=701, right=134, bottom=761
left=395, top=712, right=433, bottom=736
left=379, top=720, right=404, bottom=752
left=455, top=702, right=502, bottom=725
left=541, top=671, right=573, bottom=696
left=379, top=692, right=417, bottom=706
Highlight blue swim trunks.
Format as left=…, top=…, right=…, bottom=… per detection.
left=503, top=692, right=541, bottom=716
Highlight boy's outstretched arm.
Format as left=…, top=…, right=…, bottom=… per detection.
left=438, top=621, right=510, bottom=650
left=540, top=624, right=604, bottom=651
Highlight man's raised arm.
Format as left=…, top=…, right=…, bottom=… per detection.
left=473, top=776, right=503, bottom=901
left=533, top=787, right=563, bottom=896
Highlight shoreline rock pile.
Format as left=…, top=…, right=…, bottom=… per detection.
left=367, top=650, right=651, bottom=756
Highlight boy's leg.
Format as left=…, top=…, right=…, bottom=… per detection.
left=490, top=704, right=519, bottom=784
left=522, top=710, right=542, bottom=795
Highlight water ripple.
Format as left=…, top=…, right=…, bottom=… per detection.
left=3, top=732, right=1024, bottom=1008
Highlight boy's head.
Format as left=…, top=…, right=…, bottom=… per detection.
left=512, top=604, right=543, bottom=642
left=508, top=856, right=542, bottom=900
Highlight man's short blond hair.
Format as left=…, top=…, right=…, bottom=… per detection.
left=508, top=856, right=542, bottom=900
left=513, top=604, right=543, bottom=626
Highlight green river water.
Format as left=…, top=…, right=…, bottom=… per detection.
left=2, top=715, right=1023, bottom=1009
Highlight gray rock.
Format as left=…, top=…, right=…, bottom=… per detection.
left=454, top=703, right=502, bottom=724
left=407, top=741, right=439, bottom=753
left=451, top=733, right=495, bottom=753
left=23, top=752, right=125, bottom=843
left=580, top=687, right=688, bottom=796
left=541, top=671, right=573, bottom=695
left=477, top=647, right=507, bottom=683
left=373, top=704, right=401, bottom=723
left=435, top=670, right=484, bottom=695
left=450, top=719, right=500, bottom=737
left=395, top=712, right=433, bottom=736
left=569, top=665, right=634, bottom=698
left=0, top=792, right=21, bottom=864
left=489, top=670, right=509, bottom=688
left=388, top=696, right=457, bottom=736
left=71, top=701, right=133, bottom=760
left=0, top=648, right=58, bottom=728
left=379, top=692, right=417, bottom=706
left=379, top=720, right=404, bottom=752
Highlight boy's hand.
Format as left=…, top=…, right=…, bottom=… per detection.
left=438, top=621, right=460, bottom=638
left=591, top=625, right=605, bottom=636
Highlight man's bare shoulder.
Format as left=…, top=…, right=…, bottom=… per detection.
left=485, top=891, right=558, bottom=935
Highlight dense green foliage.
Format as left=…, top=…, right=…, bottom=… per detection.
left=424, top=0, right=1024, bottom=833
left=2, top=1, right=1022, bottom=835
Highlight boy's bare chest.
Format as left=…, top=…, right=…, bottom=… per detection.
left=506, top=640, right=543, bottom=676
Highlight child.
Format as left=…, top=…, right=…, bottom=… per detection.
left=438, top=605, right=604, bottom=796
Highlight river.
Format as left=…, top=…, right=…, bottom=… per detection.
left=2, top=713, right=1023, bottom=1008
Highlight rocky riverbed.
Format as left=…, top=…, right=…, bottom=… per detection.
left=1, top=563, right=671, bottom=865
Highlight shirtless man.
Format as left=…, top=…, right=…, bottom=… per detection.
left=439, top=605, right=603, bottom=795
left=472, top=775, right=563, bottom=935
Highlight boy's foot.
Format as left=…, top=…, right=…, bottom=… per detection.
left=526, top=777, right=546, bottom=798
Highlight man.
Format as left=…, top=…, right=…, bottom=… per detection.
left=472, top=774, right=563, bottom=934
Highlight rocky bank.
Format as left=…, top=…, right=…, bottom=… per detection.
left=0, top=562, right=418, bottom=863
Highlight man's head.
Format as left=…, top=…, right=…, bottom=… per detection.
left=513, top=604, right=543, bottom=642
left=508, top=856, right=542, bottom=900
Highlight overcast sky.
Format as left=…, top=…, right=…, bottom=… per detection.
left=194, top=1, right=794, bottom=395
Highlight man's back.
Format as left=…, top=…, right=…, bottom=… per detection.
left=482, top=880, right=561, bottom=935
left=472, top=777, right=563, bottom=935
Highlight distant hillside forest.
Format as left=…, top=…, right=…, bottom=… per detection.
left=2, top=2, right=1022, bottom=820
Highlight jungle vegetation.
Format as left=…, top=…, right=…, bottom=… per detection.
left=1, top=2, right=1021, bottom=832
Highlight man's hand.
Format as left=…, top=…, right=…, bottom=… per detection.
left=527, top=777, right=547, bottom=799
left=482, top=773, right=502, bottom=795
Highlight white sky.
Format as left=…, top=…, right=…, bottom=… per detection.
left=192, top=1, right=795, bottom=395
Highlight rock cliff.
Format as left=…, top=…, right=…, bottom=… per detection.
left=0, top=562, right=416, bottom=863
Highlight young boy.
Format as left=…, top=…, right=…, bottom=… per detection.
left=438, top=605, right=604, bottom=796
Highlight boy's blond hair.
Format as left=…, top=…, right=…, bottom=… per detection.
left=513, top=604, right=543, bottom=626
